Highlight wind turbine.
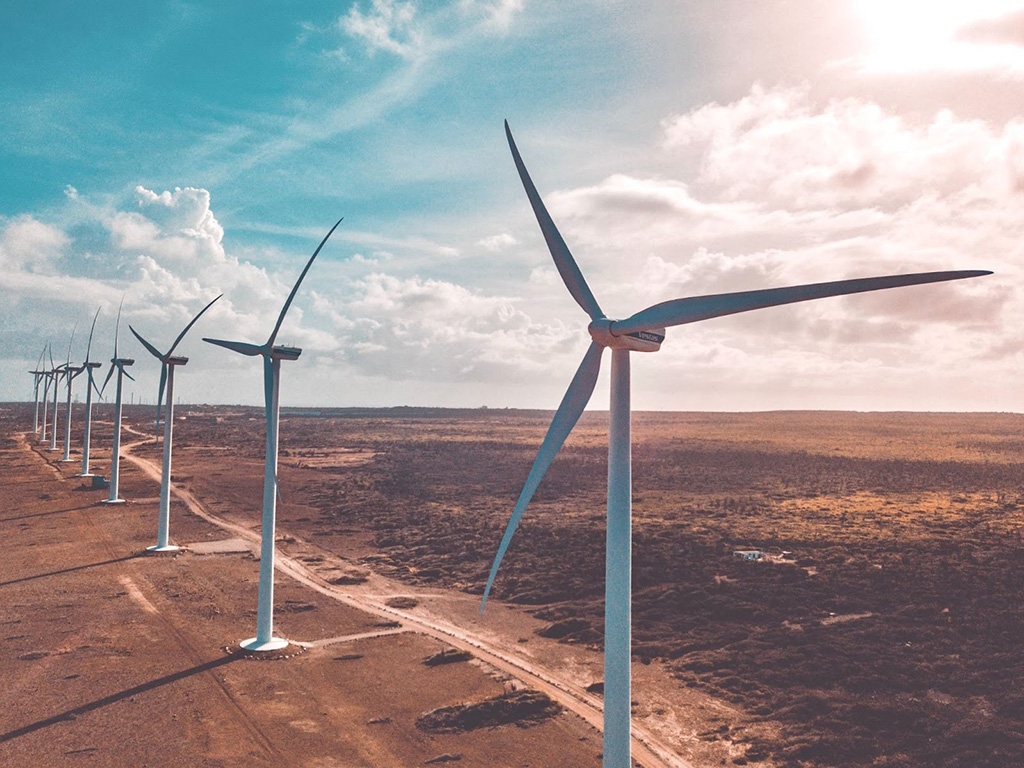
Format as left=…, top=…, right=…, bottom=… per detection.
left=60, top=325, right=84, bottom=463
left=482, top=121, right=991, bottom=768
left=29, top=346, right=47, bottom=434
left=48, top=343, right=65, bottom=451
left=100, top=298, right=135, bottom=505
left=40, top=344, right=55, bottom=445
left=76, top=308, right=104, bottom=477
left=130, top=295, right=221, bottom=552
left=204, top=219, right=342, bottom=652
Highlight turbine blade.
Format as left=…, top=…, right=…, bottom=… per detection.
left=505, top=121, right=604, bottom=321
left=85, top=306, right=100, bottom=364
left=91, top=372, right=103, bottom=399
left=480, top=341, right=604, bottom=612
left=167, top=294, right=222, bottom=357
left=129, top=325, right=165, bottom=361
left=203, top=338, right=267, bottom=356
left=66, top=322, right=78, bottom=366
left=48, top=343, right=54, bottom=370
left=114, top=294, right=125, bottom=359
left=612, top=270, right=994, bottom=335
left=100, top=363, right=115, bottom=396
left=267, top=218, right=343, bottom=348
left=122, top=365, right=136, bottom=383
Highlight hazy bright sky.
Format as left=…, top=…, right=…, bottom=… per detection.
left=2, top=0, right=1023, bottom=410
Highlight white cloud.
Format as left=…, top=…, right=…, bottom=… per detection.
left=332, top=272, right=578, bottom=382
left=341, top=0, right=424, bottom=59
left=846, top=0, right=1024, bottom=76
left=662, top=83, right=1024, bottom=209
left=477, top=232, right=517, bottom=251
left=0, top=215, right=69, bottom=274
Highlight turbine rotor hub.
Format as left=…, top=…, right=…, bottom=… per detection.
left=587, top=318, right=665, bottom=353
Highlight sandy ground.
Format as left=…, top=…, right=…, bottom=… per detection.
left=0, top=428, right=609, bottom=767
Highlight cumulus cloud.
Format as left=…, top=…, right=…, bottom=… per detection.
left=662, top=83, right=1024, bottom=209
left=0, top=216, right=69, bottom=274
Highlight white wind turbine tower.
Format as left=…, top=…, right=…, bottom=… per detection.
left=100, top=298, right=135, bottom=505
left=77, top=308, right=104, bottom=478
left=204, top=219, right=342, bottom=652
left=29, top=346, right=46, bottom=434
left=60, top=325, right=84, bottom=463
left=130, top=295, right=221, bottom=552
left=482, top=121, right=992, bottom=768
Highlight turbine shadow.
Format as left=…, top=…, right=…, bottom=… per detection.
left=0, top=553, right=141, bottom=588
left=0, top=654, right=239, bottom=743
left=0, top=504, right=98, bottom=523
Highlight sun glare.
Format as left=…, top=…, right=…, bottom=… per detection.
left=853, top=0, right=1024, bottom=72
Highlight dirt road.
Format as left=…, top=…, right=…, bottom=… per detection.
left=119, top=428, right=691, bottom=768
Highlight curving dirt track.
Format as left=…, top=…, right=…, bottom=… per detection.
left=119, top=427, right=692, bottom=768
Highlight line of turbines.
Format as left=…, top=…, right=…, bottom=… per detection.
left=20, top=123, right=992, bottom=768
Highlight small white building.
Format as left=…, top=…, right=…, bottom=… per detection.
left=733, top=549, right=765, bottom=561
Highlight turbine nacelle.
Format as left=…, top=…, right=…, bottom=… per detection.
left=84, top=361, right=103, bottom=370
left=588, top=318, right=665, bottom=352
left=167, top=355, right=189, bottom=366
left=271, top=345, right=302, bottom=361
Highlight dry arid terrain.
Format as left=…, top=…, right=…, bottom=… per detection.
left=4, top=403, right=1024, bottom=767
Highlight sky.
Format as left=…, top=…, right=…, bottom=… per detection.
left=2, top=0, right=1023, bottom=411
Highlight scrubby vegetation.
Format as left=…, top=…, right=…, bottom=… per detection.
left=111, top=405, right=1024, bottom=766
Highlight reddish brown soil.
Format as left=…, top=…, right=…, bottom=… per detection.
left=0, top=404, right=606, bottom=768
left=12, top=402, right=1024, bottom=768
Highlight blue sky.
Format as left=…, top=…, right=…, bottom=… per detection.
left=2, top=1, right=1024, bottom=410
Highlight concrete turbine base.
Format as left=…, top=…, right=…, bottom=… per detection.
left=101, top=498, right=127, bottom=505
left=146, top=544, right=180, bottom=553
left=75, top=472, right=97, bottom=478
left=240, top=636, right=289, bottom=653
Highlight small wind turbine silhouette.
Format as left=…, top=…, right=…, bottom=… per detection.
left=49, top=342, right=68, bottom=451
left=29, top=346, right=47, bottom=434
left=60, top=324, right=83, bottom=463
left=41, top=344, right=57, bottom=445
left=100, top=298, right=135, bottom=505
left=204, top=219, right=342, bottom=652
left=130, top=295, right=221, bottom=551
left=482, top=121, right=991, bottom=768
left=77, top=308, right=104, bottom=478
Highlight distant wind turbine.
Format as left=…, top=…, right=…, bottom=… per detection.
left=29, top=346, right=46, bottom=434
left=77, top=308, right=104, bottom=478
left=482, top=121, right=992, bottom=768
left=130, top=295, right=221, bottom=551
left=41, top=344, right=56, bottom=445
left=60, top=324, right=83, bottom=463
left=204, top=219, right=342, bottom=652
left=100, top=298, right=135, bottom=505
left=48, top=343, right=66, bottom=452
